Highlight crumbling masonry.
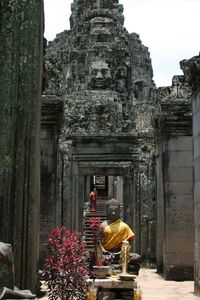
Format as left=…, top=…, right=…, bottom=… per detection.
left=0, top=0, right=200, bottom=295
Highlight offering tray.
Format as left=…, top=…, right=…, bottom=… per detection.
left=119, top=273, right=137, bottom=281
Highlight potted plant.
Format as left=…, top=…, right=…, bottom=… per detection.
left=42, top=226, right=90, bottom=300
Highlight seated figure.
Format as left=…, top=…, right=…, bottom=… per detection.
left=98, top=199, right=141, bottom=300
left=101, top=198, right=135, bottom=253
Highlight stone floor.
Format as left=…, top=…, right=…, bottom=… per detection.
left=136, top=268, right=200, bottom=300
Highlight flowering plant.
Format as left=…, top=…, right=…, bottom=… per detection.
left=87, top=217, right=104, bottom=266
left=42, top=226, right=90, bottom=300
left=103, top=253, right=115, bottom=266
left=87, top=217, right=114, bottom=267
left=87, top=217, right=103, bottom=243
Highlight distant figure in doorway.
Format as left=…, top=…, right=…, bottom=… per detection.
left=90, top=187, right=97, bottom=212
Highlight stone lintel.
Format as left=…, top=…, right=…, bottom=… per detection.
left=67, top=133, right=139, bottom=142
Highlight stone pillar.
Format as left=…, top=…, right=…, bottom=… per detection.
left=0, top=0, right=44, bottom=292
left=162, top=136, right=193, bottom=280
left=155, top=140, right=164, bottom=273
left=108, top=176, right=114, bottom=199
left=180, top=55, right=200, bottom=293
left=193, top=90, right=200, bottom=294
left=156, top=78, right=193, bottom=280
left=59, top=141, right=73, bottom=229
left=116, top=176, right=123, bottom=208
left=85, top=176, right=91, bottom=205
left=138, top=166, right=149, bottom=258
left=40, top=101, right=63, bottom=267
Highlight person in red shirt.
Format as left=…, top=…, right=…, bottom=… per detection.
left=90, top=187, right=97, bottom=212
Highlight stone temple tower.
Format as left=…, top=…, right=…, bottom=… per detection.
left=41, top=0, right=156, bottom=264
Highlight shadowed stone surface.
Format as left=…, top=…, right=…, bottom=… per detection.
left=181, top=54, right=200, bottom=294
left=0, top=0, right=44, bottom=293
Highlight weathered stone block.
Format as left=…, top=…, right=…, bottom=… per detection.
left=165, top=265, right=193, bottom=281
left=165, top=212, right=193, bottom=233
left=165, top=182, right=193, bottom=194
left=194, top=156, right=200, bottom=182
left=165, top=193, right=193, bottom=208
left=166, top=136, right=192, bottom=151
left=194, top=180, right=200, bottom=203
left=194, top=134, right=200, bottom=160
left=165, top=251, right=194, bottom=266
left=193, top=110, right=200, bottom=138
left=194, top=200, right=200, bottom=231
left=193, top=92, right=200, bottom=114
left=166, top=151, right=193, bottom=168
left=165, top=167, right=192, bottom=182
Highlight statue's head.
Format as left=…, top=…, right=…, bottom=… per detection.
left=105, top=198, right=121, bottom=222
left=89, top=60, right=111, bottom=89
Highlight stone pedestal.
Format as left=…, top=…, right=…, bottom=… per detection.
left=88, top=278, right=137, bottom=300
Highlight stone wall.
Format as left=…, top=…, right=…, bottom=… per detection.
left=162, top=136, right=193, bottom=279
left=193, top=90, right=200, bottom=293
left=181, top=55, right=200, bottom=293
left=0, top=0, right=44, bottom=292
left=155, top=75, right=193, bottom=280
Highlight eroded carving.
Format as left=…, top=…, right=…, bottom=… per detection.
left=89, top=60, right=111, bottom=89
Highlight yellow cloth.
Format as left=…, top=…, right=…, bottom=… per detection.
left=102, top=219, right=135, bottom=251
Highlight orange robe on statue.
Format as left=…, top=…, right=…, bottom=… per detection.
left=102, top=219, right=135, bottom=251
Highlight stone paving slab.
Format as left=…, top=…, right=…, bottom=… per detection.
left=136, top=268, right=200, bottom=300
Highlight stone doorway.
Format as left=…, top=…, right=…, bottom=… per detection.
left=84, top=175, right=124, bottom=215
left=71, top=161, right=137, bottom=253
left=59, top=137, right=141, bottom=254
left=81, top=172, right=134, bottom=251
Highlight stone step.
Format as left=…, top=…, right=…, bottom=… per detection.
left=83, top=214, right=107, bottom=251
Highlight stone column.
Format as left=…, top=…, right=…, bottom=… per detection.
left=193, top=90, right=200, bottom=294
left=40, top=101, right=63, bottom=267
left=156, top=80, right=193, bottom=280
left=0, top=0, right=44, bottom=292
left=180, top=55, right=200, bottom=293
left=163, top=136, right=193, bottom=280
left=155, top=140, right=164, bottom=273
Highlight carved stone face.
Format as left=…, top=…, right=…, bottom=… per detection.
left=89, top=60, right=111, bottom=89
left=90, top=17, right=113, bottom=35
